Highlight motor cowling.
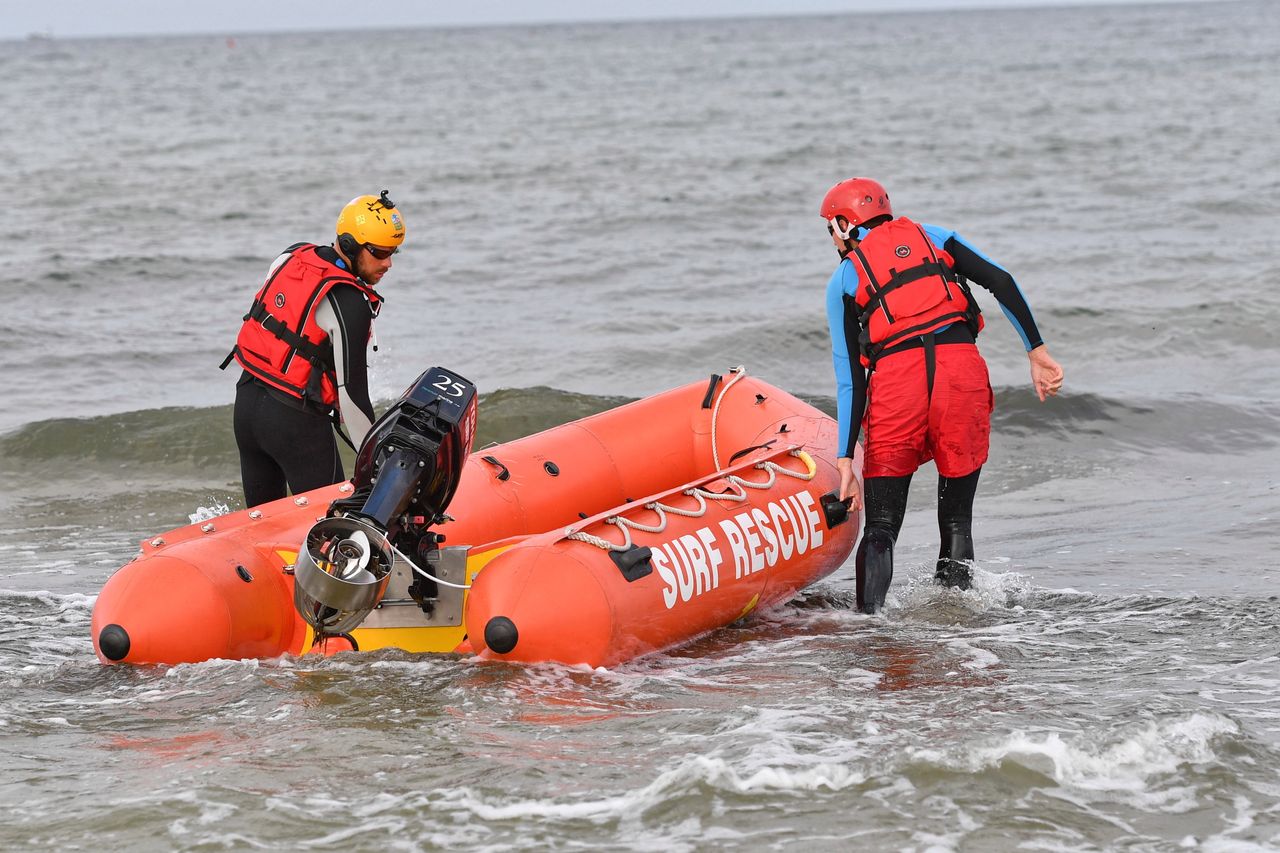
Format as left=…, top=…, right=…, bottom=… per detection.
left=293, top=366, right=478, bottom=637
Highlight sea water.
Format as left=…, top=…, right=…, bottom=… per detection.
left=2, top=2, right=1278, bottom=848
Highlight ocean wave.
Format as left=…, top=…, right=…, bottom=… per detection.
left=434, top=753, right=864, bottom=823
left=906, top=711, right=1242, bottom=808
left=990, top=390, right=1280, bottom=454
left=4, top=387, right=1272, bottom=477
left=0, top=406, right=238, bottom=472
left=0, top=388, right=635, bottom=475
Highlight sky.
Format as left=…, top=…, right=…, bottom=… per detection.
left=3, top=0, right=1221, bottom=41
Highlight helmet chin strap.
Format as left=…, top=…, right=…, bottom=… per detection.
left=830, top=221, right=856, bottom=241
left=828, top=219, right=866, bottom=242
left=825, top=217, right=862, bottom=259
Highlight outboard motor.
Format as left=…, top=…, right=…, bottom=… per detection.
left=293, top=366, right=478, bottom=641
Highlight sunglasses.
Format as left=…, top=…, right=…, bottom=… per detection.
left=364, top=244, right=398, bottom=261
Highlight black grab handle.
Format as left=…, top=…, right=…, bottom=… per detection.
left=481, top=455, right=510, bottom=482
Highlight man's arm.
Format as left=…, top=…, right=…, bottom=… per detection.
left=925, top=224, right=1063, bottom=400
left=825, top=261, right=867, bottom=504
left=923, top=224, right=1044, bottom=351
left=315, top=286, right=377, bottom=446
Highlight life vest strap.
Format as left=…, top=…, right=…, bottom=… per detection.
left=954, top=276, right=984, bottom=337
left=331, top=410, right=357, bottom=451
left=850, top=245, right=886, bottom=321
left=220, top=334, right=335, bottom=413
left=856, top=261, right=957, bottom=327
left=923, top=331, right=937, bottom=400
left=234, top=354, right=310, bottom=400
left=864, top=310, right=973, bottom=366
left=246, top=301, right=331, bottom=365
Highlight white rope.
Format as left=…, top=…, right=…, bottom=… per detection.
left=664, top=490, right=709, bottom=517
left=389, top=542, right=472, bottom=589
left=565, top=451, right=818, bottom=553
left=733, top=464, right=776, bottom=490
left=730, top=457, right=817, bottom=489
left=767, top=459, right=815, bottom=480
left=710, top=366, right=748, bottom=472
left=568, top=529, right=630, bottom=551
left=691, top=483, right=747, bottom=503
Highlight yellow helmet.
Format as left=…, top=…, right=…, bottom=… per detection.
left=336, top=190, right=406, bottom=254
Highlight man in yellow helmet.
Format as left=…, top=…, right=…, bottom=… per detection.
left=221, top=190, right=406, bottom=507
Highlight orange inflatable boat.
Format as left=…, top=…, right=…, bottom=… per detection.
left=91, top=367, right=862, bottom=668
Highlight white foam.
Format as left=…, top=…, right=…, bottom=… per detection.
left=188, top=502, right=233, bottom=524
left=1, top=567, right=77, bottom=579
left=1199, top=839, right=1277, bottom=853
left=914, top=712, right=1240, bottom=811
left=366, top=659, right=456, bottom=674
left=910, top=828, right=969, bottom=853
left=889, top=564, right=1039, bottom=617
left=946, top=638, right=1001, bottom=670
left=299, top=817, right=408, bottom=848
left=0, top=588, right=96, bottom=612
left=436, top=754, right=864, bottom=824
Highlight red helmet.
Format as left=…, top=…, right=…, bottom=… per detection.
left=820, top=177, right=892, bottom=238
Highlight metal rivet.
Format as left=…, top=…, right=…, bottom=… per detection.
left=339, top=483, right=353, bottom=493
left=201, top=523, right=215, bottom=533
left=249, top=510, right=263, bottom=519
left=150, top=537, right=165, bottom=547
left=294, top=496, right=309, bottom=506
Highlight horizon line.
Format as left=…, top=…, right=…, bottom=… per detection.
left=4, top=0, right=1237, bottom=44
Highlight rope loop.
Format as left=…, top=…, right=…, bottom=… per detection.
left=710, top=366, right=748, bottom=472
left=728, top=464, right=777, bottom=491
left=623, top=503, right=668, bottom=534
left=565, top=450, right=818, bottom=552
left=566, top=530, right=628, bottom=551
left=663, top=490, right=708, bottom=517
left=765, top=456, right=817, bottom=481
left=692, top=483, right=747, bottom=503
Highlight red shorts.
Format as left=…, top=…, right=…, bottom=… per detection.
left=862, top=343, right=993, bottom=478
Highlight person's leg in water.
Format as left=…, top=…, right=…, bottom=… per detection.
left=936, top=467, right=981, bottom=589
left=856, top=474, right=912, bottom=614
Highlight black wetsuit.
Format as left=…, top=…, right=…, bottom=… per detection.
left=232, top=246, right=378, bottom=507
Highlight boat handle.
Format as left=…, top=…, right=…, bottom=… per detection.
left=481, top=455, right=510, bottom=482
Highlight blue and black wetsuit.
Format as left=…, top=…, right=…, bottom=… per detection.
left=824, top=224, right=1046, bottom=612
left=825, top=224, right=1045, bottom=459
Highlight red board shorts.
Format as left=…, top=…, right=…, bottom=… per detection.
left=862, top=343, right=994, bottom=479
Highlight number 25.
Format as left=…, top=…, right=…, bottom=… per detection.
left=432, top=375, right=465, bottom=397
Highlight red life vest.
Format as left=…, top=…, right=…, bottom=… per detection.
left=223, top=244, right=382, bottom=410
left=847, top=217, right=983, bottom=367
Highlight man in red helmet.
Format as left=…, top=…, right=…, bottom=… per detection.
left=820, top=177, right=1063, bottom=614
